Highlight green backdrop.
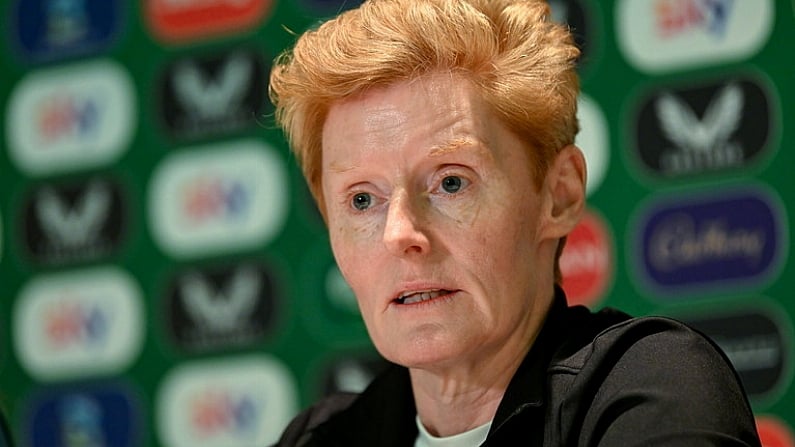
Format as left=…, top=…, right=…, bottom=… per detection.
left=0, top=0, right=793, bottom=446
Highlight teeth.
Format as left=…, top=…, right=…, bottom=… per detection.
left=400, top=290, right=447, bottom=305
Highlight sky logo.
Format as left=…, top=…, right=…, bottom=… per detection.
left=38, top=95, right=100, bottom=143
left=157, top=356, right=298, bottom=447
left=26, top=385, right=140, bottom=447
left=11, top=0, right=123, bottom=63
left=655, top=0, right=733, bottom=39
left=181, top=177, right=251, bottom=225
left=6, top=60, right=135, bottom=176
left=616, top=0, right=772, bottom=72
left=13, top=267, right=144, bottom=381
left=149, top=140, right=288, bottom=258
left=190, top=391, right=260, bottom=438
left=632, top=186, right=786, bottom=297
left=44, top=301, right=108, bottom=350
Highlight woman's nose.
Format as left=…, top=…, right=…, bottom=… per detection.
left=382, top=191, right=431, bottom=257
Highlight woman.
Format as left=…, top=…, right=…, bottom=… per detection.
left=269, top=0, right=760, bottom=445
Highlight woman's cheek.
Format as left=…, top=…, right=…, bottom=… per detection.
left=432, top=192, right=483, bottom=228
left=331, top=213, right=383, bottom=249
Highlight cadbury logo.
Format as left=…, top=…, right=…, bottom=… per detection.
left=633, top=186, right=785, bottom=295
left=648, top=214, right=766, bottom=272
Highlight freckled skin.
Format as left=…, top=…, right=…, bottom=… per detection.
left=321, top=72, right=565, bottom=378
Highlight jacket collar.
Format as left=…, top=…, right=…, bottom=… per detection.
left=489, top=285, right=569, bottom=434
left=313, top=286, right=571, bottom=445
left=313, top=361, right=417, bottom=446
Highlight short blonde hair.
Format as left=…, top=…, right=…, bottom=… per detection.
left=270, top=0, right=580, bottom=281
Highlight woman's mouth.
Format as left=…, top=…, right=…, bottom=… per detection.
left=394, top=289, right=454, bottom=305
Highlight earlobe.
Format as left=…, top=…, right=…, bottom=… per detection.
left=539, top=145, right=586, bottom=240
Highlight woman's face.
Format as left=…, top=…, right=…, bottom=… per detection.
left=321, top=73, right=563, bottom=370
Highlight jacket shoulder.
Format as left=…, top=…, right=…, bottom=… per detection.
left=558, top=312, right=727, bottom=370
left=548, top=312, right=760, bottom=445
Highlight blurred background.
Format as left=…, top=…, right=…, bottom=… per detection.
left=0, top=0, right=793, bottom=446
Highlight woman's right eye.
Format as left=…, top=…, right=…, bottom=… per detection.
left=351, top=193, right=372, bottom=211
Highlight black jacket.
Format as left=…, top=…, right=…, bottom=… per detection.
left=275, top=288, right=761, bottom=446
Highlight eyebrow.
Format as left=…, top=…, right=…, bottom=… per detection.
left=428, top=137, right=491, bottom=158
left=326, top=136, right=492, bottom=173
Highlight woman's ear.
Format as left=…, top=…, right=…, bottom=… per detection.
left=538, top=144, right=587, bottom=241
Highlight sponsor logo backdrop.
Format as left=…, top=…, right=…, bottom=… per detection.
left=0, top=0, right=793, bottom=445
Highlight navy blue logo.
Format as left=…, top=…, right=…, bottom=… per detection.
left=21, top=177, right=127, bottom=266
left=159, top=49, right=268, bottom=140
left=632, top=76, right=775, bottom=179
left=11, top=0, right=123, bottom=63
left=635, top=187, right=785, bottom=295
left=26, top=385, right=140, bottom=447
left=680, top=307, right=787, bottom=399
left=165, top=261, right=280, bottom=352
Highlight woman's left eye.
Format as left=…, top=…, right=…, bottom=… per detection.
left=440, top=175, right=466, bottom=194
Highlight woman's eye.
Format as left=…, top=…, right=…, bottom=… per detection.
left=441, top=175, right=464, bottom=194
left=351, top=193, right=372, bottom=210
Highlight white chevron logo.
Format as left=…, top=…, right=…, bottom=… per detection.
left=36, top=181, right=111, bottom=249
left=181, top=266, right=260, bottom=332
left=173, top=53, right=252, bottom=120
left=656, top=83, right=743, bottom=153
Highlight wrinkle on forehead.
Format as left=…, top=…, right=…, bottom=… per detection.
left=363, top=106, right=408, bottom=132
left=327, top=160, right=358, bottom=173
left=322, top=72, right=495, bottom=173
